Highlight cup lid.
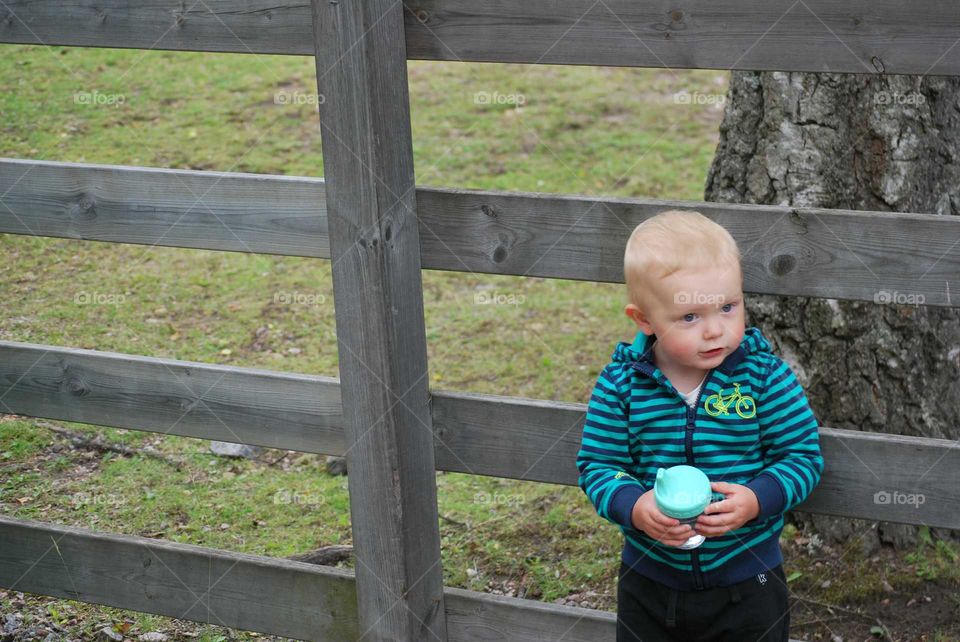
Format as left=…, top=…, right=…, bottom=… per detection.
left=653, top=465, right=712, bottom=519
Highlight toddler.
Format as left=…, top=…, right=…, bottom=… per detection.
left=576, top=209, right=824, bottom=641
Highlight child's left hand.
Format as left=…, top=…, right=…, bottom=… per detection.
left=695, top=482, right=760, bottom=536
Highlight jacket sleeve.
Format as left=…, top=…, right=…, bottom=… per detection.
left=745, top=356, right=825, bottom=521
left=576, top=364, right=646, bottom=531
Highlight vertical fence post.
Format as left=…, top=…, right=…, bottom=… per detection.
left=311, top=1, right=448, bottom=640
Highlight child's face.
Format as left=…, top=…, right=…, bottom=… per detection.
left=625, top=265, right=745, bottom=374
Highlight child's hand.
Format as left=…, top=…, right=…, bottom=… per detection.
left=631, top=490, right=696, bottom=547
left=695, top=482, right=760, bottom=536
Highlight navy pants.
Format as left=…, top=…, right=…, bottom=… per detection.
left=616, top=561, right=790, bottom=642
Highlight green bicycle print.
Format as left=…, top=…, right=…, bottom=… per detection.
left=704, top=383, right=757, bottom=419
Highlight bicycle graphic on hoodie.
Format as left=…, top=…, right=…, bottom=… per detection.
left=704, top=382, right=757, bottom=419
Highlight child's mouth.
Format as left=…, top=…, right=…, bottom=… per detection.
left=700, top=348, right=724, bottom=358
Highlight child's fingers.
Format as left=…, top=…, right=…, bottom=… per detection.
left=698, top=514, right=748, bottom=535
left=695, top=524, right=727, bottom=536
left=665, top=524, right=694, bottom=538
left=696, top=513, right=729, bottom=527
left=702, top=499, right=732, bottom=515
left=648, top=510, right=680, bottom=529
left=697, top=514, right=731, bottom=531
left=710, top=481, right=737, bottom=494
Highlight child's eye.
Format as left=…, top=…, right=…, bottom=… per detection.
left=721, top=303, right=735, bottom=313
left=682, top=313, right=697, bottom=323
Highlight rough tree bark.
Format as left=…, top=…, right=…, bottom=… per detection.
left=705, top=72, right=960, bottom=551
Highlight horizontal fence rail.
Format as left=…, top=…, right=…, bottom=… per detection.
left=0, top=159, right=329, bottom=256
left=0, top=518, right=359, bottom=640
left=0, top=516, right=613, bottom=642
left=0, top=341, right=345, bottom=453
left=2, top=1, right=960, bottom=75
left=2, top=159, right=959, bottom=307
left=1, top=341, right=957, bottom=530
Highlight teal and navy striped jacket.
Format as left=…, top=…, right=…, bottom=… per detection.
left=576, top=326, right=823, bottom=590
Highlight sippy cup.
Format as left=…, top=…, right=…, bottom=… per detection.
left=653, top=465, right=715, bottom=550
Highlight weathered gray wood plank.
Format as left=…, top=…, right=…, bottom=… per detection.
left=0, top=0, right=309, bottom=54
left=431, top=391, right=960, bottom=531
left=3, top=0, right=960, bottom=75
left=0, top=516, right=360, bottom=641
left=0, top=516, right=617, bottom=641
left=2, top=341, right=957, bottom=530
left=0, top=158, right=327, bottom=257
left=0, top=341, right=345, bottom=454
left=311, top=0, right=447, bottom=638
left=404, top=0, right=960, bottom=75
left=443, top=586, right=614, bottom=640
left=416, top=188, right=960, bottom=308
left=3, top=160, right=958, bottom=307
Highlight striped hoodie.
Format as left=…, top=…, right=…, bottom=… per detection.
left=576, top=326, right=823, bottom=590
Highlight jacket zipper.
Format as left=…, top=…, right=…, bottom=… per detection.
left=686, top=373, right=712, bottom=591
left=630, top=360, right=711, bottom=589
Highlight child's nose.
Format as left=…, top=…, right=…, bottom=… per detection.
left=704, top=319, right=722, bottom=338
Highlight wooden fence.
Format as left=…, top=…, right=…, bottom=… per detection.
left=1, top=1, right=958, bottom=640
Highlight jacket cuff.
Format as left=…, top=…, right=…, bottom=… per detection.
left=745, top=473, right=786, bottom=522
left=608, top=484, right=646, bottom=530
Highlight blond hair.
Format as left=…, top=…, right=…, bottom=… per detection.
left=623, top=210, right=741, bottom=309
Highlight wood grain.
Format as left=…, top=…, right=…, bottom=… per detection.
left=311, top=0, right=448, bottom=637
left=2, top=1, right=960, bottom=75
left=3, top=159, right=958, bottom=307
left=0, top=516, right=619, bottom=641
left=2, top=341, right=956, bottom=529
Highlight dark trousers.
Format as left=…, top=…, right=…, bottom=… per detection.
left=616, top=561, right=790, bottom=642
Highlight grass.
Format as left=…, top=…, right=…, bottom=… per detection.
left=1, top=43, right=958, bottom=641
left=0, top=46, right=729, bottom=395
left=907, top=526, right=960, bottom=582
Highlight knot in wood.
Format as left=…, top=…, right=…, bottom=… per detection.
left=64, top=376, right=87, bottom=396
left=769, top=254, right=797, bottom=277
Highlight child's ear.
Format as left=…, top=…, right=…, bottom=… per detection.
left=624, top=303, right=655, bottom=335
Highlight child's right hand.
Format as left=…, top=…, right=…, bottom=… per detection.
left=630, top=490, right=696, bottom=547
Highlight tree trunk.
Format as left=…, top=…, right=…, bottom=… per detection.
left=705, top=71, right=960, bottom=551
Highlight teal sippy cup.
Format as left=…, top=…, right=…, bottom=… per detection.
left=653, top=465, right=713, bottom=550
